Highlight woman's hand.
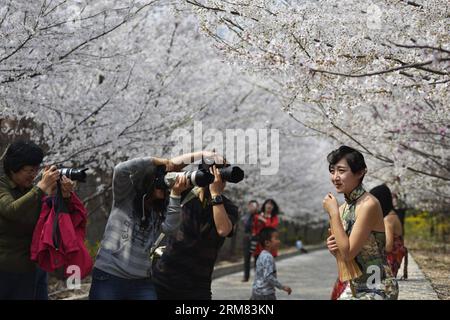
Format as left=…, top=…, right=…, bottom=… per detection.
left=209, top=165, right=225, bottom=196
left=171, top=175, right=190, bottom=197
left=327, top=234, right=339, bottom=257
left=60, top=175, right=75, bottom=198
left=323, top=193, right=340, bottom=217
left=37, top=166, right=60, bottom=195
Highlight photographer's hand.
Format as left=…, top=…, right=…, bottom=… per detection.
left=37, top=166, right=59, bottom=195
left=209, top=165, right=225, bottom=196
left=203, top=150, right=226, bottom=167
left=170, top=175, right=190, bottom=197
left=209, top=165, right=232, bottom=237
left=60, top=176, right=75, bottom=198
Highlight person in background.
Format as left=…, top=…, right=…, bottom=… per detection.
left=251, top=227, right=292, bottom=300
left=241, top=200, right=259, bottom=282
left=370, top=184, right=407, bottom=278
left=252, top=199, right=280, bottom=261
left=295, top=239, right=308, bottom=253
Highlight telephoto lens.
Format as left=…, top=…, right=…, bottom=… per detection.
left=164, top=169, right=214, bottom=188
left=59, top=168, right=88, bottom=182
left=219, top=166, right=244, bottom=183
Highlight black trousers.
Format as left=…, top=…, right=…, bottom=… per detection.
left=243, top=236, right=252, bottom=281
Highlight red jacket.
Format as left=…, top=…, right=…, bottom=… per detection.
left=30, top=193, right=93, bottom=279
left=252, top=213, right=279, bottom=257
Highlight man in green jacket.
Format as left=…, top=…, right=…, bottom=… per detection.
left=0, top=140, right=71, bottom=299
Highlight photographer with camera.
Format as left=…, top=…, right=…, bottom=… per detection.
left=0, top=140, right=74, bottom=300
left=89, top=151, right=214, bottom=300
left=152, top=156, right=242, bottom=300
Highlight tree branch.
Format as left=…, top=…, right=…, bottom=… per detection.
left=312, top=60, right=436, bottom=78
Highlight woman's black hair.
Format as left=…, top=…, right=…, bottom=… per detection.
left=260, top=198, right=279, bottom=216
left=370, top=184, right=394, bottom=217
left=258, top=227, right=278, bottom=247
left=327, top=146, right=367, bottom=182
left=2, top=140, right=44, bottom=177
left=132, top=165, right=169, bottom=228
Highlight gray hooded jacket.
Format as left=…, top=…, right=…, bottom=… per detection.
left=94, top=157, right=181, bottom=279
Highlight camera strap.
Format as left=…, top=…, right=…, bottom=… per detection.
left=182, top=187, right=201, bottom=205
left=52, top=181, right=69, bottom=250
left=148, top=232, right=165, bottom=258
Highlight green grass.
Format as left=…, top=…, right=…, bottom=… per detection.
left=404, top=210, right=449, bottom=253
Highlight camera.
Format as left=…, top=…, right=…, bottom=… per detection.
left=198, top=157, right=245, bottom=184
left=154, top=163, right=244, bottom=190
left=58, top=168, right=88, bottom=183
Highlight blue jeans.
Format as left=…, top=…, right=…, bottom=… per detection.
left=0, top=267, right=48, bottom=300
left=89, top=268, right=157, bottom=300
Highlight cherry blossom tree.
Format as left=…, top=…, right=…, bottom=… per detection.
left=183, top=0, right=450, bottom=211
left=0, top=0, right=332, bottom=222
